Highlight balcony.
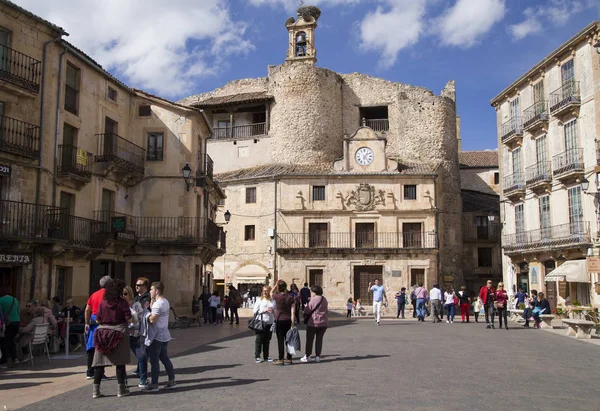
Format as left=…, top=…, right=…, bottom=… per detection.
left=500, top=116, right=523, bottom=149
left=549, top=81, right=580, bottom=118
left=213, top=122, right=267, bottom=140
left=503, top=221, right=591, bottom=255
left=552, top=148, right=584, bottom=183
left=503, top=172, right=525, bottom=201
left=0, top=45, right=42, bottom=94
left=196, top=152, right=214, bottom=185
left=277, top=231, right=438, bottom=253
left=463, top=224, right=500, bottom=242
left=523, top=101, right=549, bottom=134
left=364, top=118, right=389, bottom=133
left=0, top=115, right=40, bottom=158
left=0, top=199, right=64, bottom=243
left=57, top=145, right=93, bottom=186
left=525, top=161, right=552, bottom=192
left=45, top=212, right=106, bottom=250
left=95, top=133, right=145, bottom=182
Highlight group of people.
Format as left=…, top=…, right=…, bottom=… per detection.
left=197, top=285, right=242, bottom=325
left=83, top=275, right=175, bottom=398
left=251, top=281, right=328, bottom=365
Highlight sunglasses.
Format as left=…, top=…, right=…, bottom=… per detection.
left=135, top=284, right=144, bottom=287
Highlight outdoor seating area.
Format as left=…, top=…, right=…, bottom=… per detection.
left=562, top=319, right=596, bottom=339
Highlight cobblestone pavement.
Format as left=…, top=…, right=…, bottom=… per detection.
left=3, top=315, right=600, bottom=410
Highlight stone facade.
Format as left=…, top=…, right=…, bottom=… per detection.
left=491, top=21, right=600, bottom=309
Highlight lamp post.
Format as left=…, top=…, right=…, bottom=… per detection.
left=182, top=163, right=192, bottom=191
left=223, top=210, right=231, bottom=288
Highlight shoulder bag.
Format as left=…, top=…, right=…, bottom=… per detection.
left=303, top=297, right=323, bottom=325
left=248, top=311, right=265, bottom=332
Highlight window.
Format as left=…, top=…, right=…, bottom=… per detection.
left=138, top=105, right=151, bottom=117
left=512, top=148, right=522, bottom=174
left=359, top=106, right=389, bottom=132
left=475, top=216, right=489, bottom=240
left=539, top=195, right=551, bottom=237
left=564, top=120, right=578, bottom=154
left=515, top=203, right=525, bottom=243
left=404, top=185, right=417, bottom=200
left=215, top=120, right=231, bottom=139
left=146, top=133, right=164, bottom=161
left=107, top=86, right=117, bottom=101
left=312, top=186, right=325, bottom=201
left=493, top=172, right=499, bottom=185
left=410, top=269, right=425, bottom=288
left=246, top=187, right=256, bottom=203
left=533, top=81, right=544, bottom=105
left=477, top=248, right=493, bottom=267
left=65, top=64, right=80, bottom=114
left=244, top=225, right=255, bottom=241
left=536, top=134, right=548, bottom=164
left=568, top=186, right=583, bottom=233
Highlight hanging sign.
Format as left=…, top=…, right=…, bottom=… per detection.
left=0, top=163, right=10, bottom=176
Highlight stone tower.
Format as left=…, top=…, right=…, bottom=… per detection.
left=285, top=6, right=320, bottom=64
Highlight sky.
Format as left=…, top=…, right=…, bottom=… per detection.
left=16, top=0, right=600, bottom=151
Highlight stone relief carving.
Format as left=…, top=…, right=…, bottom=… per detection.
left=344, top=183, right=385, bottom=211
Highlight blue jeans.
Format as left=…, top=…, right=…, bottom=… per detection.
left=445, top=304, right=455, bottom=321
left=397, top=303, right=405, bottom=318
left=148, top=340, right=174, bottom=385
left=137, top=342, right=149, bottom=384
left=416, top=298, right=426, bottom=319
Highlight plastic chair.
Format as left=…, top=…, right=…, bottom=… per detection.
left=29, top=323, right=51, bottom=365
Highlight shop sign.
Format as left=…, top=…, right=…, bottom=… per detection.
left=115, top=231, right=135, bottom=241
left=0, top=163, right=10, bottom=176
left=587, top=256, right=600, bottom=273
left=0, top=254, right=32, bottom=264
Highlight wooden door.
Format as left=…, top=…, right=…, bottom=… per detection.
left=355, top=223, right=375, bottom=248
left=403, top=223, right=422, bottom=248
left=546, top=281, right=557, bottom=312
left=353, top=266, right=382, bottom=305
left=104, top=117, right=118, bottom=157
left=410, top=269, right=425, bottom=287
left=309, top=269, right=323, bottom=287
left=308, top=223, right=328, bottom=248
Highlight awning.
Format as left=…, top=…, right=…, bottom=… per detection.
left=235, top=276, right=267, bottom=284
left=545, top=260, right=589, bottom=283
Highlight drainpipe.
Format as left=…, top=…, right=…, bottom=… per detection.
left=52, top=48, right=68, bottom=207
left=434, top=175, right=441, bottom=286
left=273, top=177, right=278, bottom=284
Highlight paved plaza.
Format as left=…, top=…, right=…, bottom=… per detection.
left=2, top=315, right=600, bottom=410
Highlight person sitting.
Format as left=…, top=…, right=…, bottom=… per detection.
left=39, top=300, right=58, bottom=334
left=16, top=307, right=46, bottom=363
left=60, top=298, right=83, bottom=347
left=533, top=292, right=551, bottom=329
left=522, top=290, right=538, bottom=328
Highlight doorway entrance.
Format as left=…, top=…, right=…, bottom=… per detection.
left=90, top=260, right=125, bottom=294
left=353, top=265, right=382, bottom=305
left=544, top=260, right=557, bottom=311
left=130, top=262, right=161, bottom=290
left=309, top=269, right=323, bottom=287
left=0, top=266, right=18, bottom=297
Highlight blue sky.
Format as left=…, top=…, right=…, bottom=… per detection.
left=19, top=0, right=600, bottom=151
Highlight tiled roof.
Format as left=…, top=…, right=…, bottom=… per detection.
left=459, top=150, right=498, bottom=168
left=215, top=162, right=436, bottom=182
left=0, top=0, right=67, bottom=34
left=462, top=190, right=500, bottom=213
left=192, top=91, right=273, bottom=108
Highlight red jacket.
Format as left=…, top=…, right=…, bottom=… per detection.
left=479, top=285, right=496, bottom=305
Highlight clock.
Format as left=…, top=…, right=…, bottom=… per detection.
left=355, top=147, right=374, bottom=166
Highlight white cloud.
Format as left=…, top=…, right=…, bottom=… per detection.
left=508, top=8, right=542, bottom=41
left=17, top=0, right=253, bottom=98
left=433, top=0, right=506, bottom=48
left=359, top=0, right=427, bottom=69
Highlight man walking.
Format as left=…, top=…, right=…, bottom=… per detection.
left=414, top=282, right=428, bottom=322
left=369, top=279, right=388, bottom=326
left=429, top=283, right=443, bottom=323
left=300, top=282, right=311, bottom=311
left=132, top=277, right=150, bottom=380
left=142, top=282, right=176, bottom=392
left=410, top=286, right=417, bottom=318
left=199, top=287, right=211, bottom=324
left=135, top=277, right=150, bottom=307
left=478, top=280, right=496, bottom=329
left=84, top=275, right=111, bottom=380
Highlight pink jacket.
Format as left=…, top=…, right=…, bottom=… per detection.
left=305, top=296, right=328, bottom=328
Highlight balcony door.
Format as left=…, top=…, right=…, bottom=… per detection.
left=568, top=186, right=583, bottom=235
left=0, top=29, right=8, bottom=74
left=104, top=117, right=118, bottom=157
left=512, top=148, right=522, bottom=176
left=475, top=216, right=489, bottom=240
left=515, top=204, right=525, bottom=244
left=561, top=59, right=575, bottom=85
left=403, top=222, right=422, bottom=248
left=510, top=97, right=520, bottom=128
left=538, top=195, right=551, bottom=240
left=59, top=191, right=75, bottom=240
left=101, top=189, right=115, bottom=225
left=355, top=223, right=375, bottom=248
left=564, top=120, right=578, bottom=165
left=308, top=223, right=328, bottom=248
left=61, top=123, right=77, bottom=172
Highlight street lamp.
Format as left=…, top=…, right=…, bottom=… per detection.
left=487, top=215, right=496, bottom=223
left=224, top=209, right=231, bottom=223
left=581, top=177, right=590, bottom=192
left=223, top=209, right=231, bottom=287
left=182, top=163, right=192, bottom=191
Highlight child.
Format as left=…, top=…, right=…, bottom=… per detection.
left=216, top=304, right=224, bottom=324
left=346, top=298, right=353, bottom=318
left=474, top=297, right=483, bottom=323
left=355, top=299, right=363, bottom=317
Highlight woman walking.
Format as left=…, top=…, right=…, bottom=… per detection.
left=252, top=286, right=274, bottom=363
left=92, top=278, right=132, bottom=398
left=458, top=286, right=471, bottom=323
left=271, top=280, right=296, bottom=365
left=301, top=285, right=328, bottom=363
left=444, top=287, right=457, bottom=323
left=495, top=282, right=509, bottom=330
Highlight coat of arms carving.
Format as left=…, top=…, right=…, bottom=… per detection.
left=345, top=183, right=385, bottom=211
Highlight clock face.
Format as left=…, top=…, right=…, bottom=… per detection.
left=355, top=147, right=374, bottom=166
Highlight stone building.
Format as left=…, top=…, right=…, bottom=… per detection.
left=180, top=7, right=463, bottom=307
left=0, top=1, right=224, bottom=311
left=491, top=21, right=600, bottom=309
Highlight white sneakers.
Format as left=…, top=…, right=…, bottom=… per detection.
left=300, top=355, right=321, bottom=363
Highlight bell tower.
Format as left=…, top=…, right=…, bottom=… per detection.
left=285, top=5, right=320, bottom=64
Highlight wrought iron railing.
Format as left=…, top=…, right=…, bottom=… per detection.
left=0, top=199, right=64, bottom=240
left=549, top=81, right=580, bottom=113
left=463, top=224, right=500, bottom=242
left=525, top=161, right=552, bottom=185
left=58, top=145, right=93, bottom=179
left=503, top=221, right=590, bottom=251
left=503, top=172, right=525, bottom=194
left=552, top=148, right=584, bottom=176
left=523, top=101, right=548, bottom=128
left=95, top=133, right=145, bottom=174
left=365, top=119, right=389, bottom=132
left=0, top=44, right=42, bottom=93
left=196, top=152, right=214, bottom=180
left=277, top=231, right=438, bottom=250
left=500, top=116, right=523, bottom=141
left=0, top=114, right=40, bottom=158
left=44, top=212, right=105, bottom=248
left=213, top=122, right=267, bottom=140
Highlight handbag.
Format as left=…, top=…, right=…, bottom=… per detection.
left=303, top=298, right=323, bottom=325
left=248, top=312, right=268, bottom=332
left=494, top=301, right=504, bottom=309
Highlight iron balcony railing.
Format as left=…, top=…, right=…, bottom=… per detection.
left=277, top=231, right=438, bottom=250
left=503, top=221, right=590, bottom=252
left=196, top=152, right=214, bottom=180
left=0, top=199, right=64, bottom=240
left=463, top=224, right=500, bottom=242
left=95, top=133, right=145, bottom=174
left=523, top=100, right=548, bottom=129
left=57, top=145, right=93, bottom=179
left=213, top=122, right=267, bottom=140
left=500, top=116, right=523, bottom=141
left=525, top=161, right=552, bottom=185
left=0, top=44, right=42, bottom=93
left=45, top=212, right=105, bottom=249
left=549, top=80, right=580, bottom=113
left=0, top=115, right=40, bottom=158
left=365, top=119, right=389, bottom=132
left=552, top=148, right=584, bottom=177
left=503, top=172, right=525, bottom=194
